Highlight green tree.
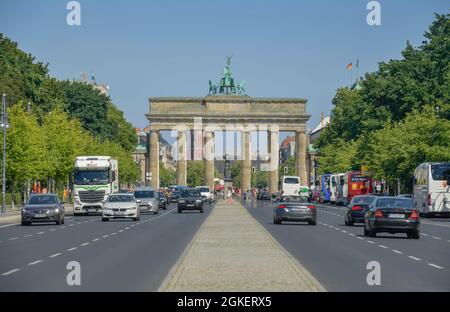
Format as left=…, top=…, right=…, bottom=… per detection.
left=187, top=161, right=205, bottom=187
left=160, top=163, right=176, bottom=187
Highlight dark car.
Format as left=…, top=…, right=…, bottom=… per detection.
left=364, top=197, right=419, bottom=239
left=21, top=194, right=65, bottom=226
left=170, top=191, right=180, bottom=203
left=345, top=195, right=376, bottom=226
left=178, top=189, right=204, bottom=213
left=258, top=191, right=270, bottom=200
left=273, top=196, right=317, bottom=225
left=158, top=192, right=168, bottom=210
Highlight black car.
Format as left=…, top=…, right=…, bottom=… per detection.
left=169, top=191, right=180, bottom=203
left=21, top=194, right=65, bottom=226
left=258, top=191, right=270, bottom=200
left=364, top=197, right=419, bottom=239
left=178, top=189, right=204, bottom=213
left=345, top=195, right=376, bottom=226
left=158, top=192, right=168, bottom=210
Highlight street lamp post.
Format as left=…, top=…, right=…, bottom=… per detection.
left=1, top=94, right=10, bottom=214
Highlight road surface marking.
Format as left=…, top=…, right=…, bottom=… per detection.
left=378, top=245, right=388, bottom=249
left=49, top=229, right=57, bottom=231
left=67, top=247, right=77, bottom=251
left=69, top=224, right=74, bottom=227
left=392, top=250, right=403, bottom=254
left=102, top=234, right=109, bottom=238
left=111, top=232, right=117, bottom=235
left=28, top=260, right=43, bottom=266
left=428, top=263, right=444, bottom=269
left=357, top=237, right=364, bottom=240
left=421, top=221, right=450, bottom=228
left=9, top=237, right=19, bottom=241
left=125, top=227, right=130, bottom=230
left=342, top=230, right=347, bottom=233
left=92, top=238, right=100, bottom=242
left=60, top=226, right=66, bottom=229
left=118, top=229, right=124, bottom=233
left=49, top=253, right=62, bottom=258
left=0, top=223, right=19, bottom=229
left=408, top=256, right=421, bottom=261
left=348, top=233, right=355, bottom=237
left=37, top=231, right=45, bottom=235
left=2, top=268, right=20, bottom=276
left=80, top=242, right=90, bottom=246
left=24, top=234, right=33, bottom=238
left=432, top=236, right=442, bottom=240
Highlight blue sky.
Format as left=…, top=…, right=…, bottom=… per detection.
left=0, top=0, right=448, bottom=148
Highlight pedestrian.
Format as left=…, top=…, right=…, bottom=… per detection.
left=227, top=187, right=233, bottom=204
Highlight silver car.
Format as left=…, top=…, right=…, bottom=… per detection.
left=133, top=187, right=159, bottom=214
left=273, top=196, right=317, bottom=225
left=102, top=194, right=140, bottom=221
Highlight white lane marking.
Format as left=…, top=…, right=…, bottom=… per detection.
left=24, top=234, right=33, bottom=238
left=432, top=236, right=442, bottom=240
left=392, top=249, right=403, bottom=254
left=334, top=228, right=341, bottom=231
left=421, top=221, right=450, bottom=228
left=0, top=223, right=19, bottom=229
left=348, top=233, right=355, bottom=237
left=80, top=242, right=90, bottom=247
left=2, top=268, right=21, bottom=276
left=102, top=234, right=109, bottom=238
left=9, top=237, right=19, bottom=241
left=428, top=263, right=444, bottom=269
left=92, top=238, right=100, bottom=242
left=357, top=236, right=364, bottom=240
left=76, top=222, right=82, bottom=225
left=49, top=253, right=62, bottom=258
left=111, top=232, right=117, bottom=235
left=60, top=226, right=66, bottom=229
left=28, top=260, right=43, bottom=266
left=37, top=231, right=45, bottom=235
left=67, top=247, right=78, bottom=251
left=49, top=229, right=57, bottom=232
left=342, top=230, right=347, bottom=233
left=69, top=224, right=74, bottom=227
left=408, top=256, right=422, bottom=261
left=118, top=230, right=124, bottom=233
left=421, top=233, right=429, bottom=236
left=378, top=245, right=388, bottom=249
left=125, top=227, right=130, bottom=230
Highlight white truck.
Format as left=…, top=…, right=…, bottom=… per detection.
left=73, top=156, right=119, bottom=216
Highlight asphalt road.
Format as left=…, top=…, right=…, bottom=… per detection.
left=0, top=202, right=213, bottom=291
left=244, top=199, right=450, bottom=291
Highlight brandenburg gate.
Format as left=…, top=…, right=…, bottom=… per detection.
left=145, top=58, right=310, bottom=194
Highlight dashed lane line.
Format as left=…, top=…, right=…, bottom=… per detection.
left=28, top=260, right=43, bottom=266
left=1, top=268, right=20, bottom=276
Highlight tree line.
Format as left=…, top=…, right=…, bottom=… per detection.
left=0, top=34, right=139, bottom=203
left=314, top=14, right=450, bottom=193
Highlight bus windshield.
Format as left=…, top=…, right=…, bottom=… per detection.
left=431, top=164, right=450, bottom=181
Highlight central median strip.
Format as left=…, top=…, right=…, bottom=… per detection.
left=159, top=200, right=325, bottom=292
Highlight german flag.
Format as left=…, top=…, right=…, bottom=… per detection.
left=346, top=63, right=353, bottom=70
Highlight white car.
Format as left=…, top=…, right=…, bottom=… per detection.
left=197, top=186, right=215, bottom=204
left=102, top=193, right=140, bottom=221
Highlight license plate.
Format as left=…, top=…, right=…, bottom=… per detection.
left=34, top=214, right=47, bottom=218
left=115, top=212, right=125, bottom=216
left=389, top=214, right=405, bottom=218
left=187, top=204, right=194, bottom=207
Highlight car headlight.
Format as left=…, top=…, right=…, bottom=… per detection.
left=54, top=208, right=60, bottom=213
left=179, top=200, right=185, bottom=203
left=196, top=199, right=202, bottom=203
left=22, top=208, right=30, bottom=213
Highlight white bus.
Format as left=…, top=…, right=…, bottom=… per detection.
left=413, top=162, right=450, bottom=217
left=330, top=173, right=344, bottom=204
left=282, top=176, right=301, bottom=196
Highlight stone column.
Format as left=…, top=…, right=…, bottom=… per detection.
left=241, top=131, right=251, bottom=192
left=176, top=130, right=187, bottom=186
left=268, top=129, right=279, bottom=194
left=204, top=131, right=215, bottom=190
left=296, top=130, right=307, bottom=185
left=149, top=130, right=160, bottom=190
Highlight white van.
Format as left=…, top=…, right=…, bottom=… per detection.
left=413, top=162, right=450, bottom=217
left=330, top=173, right=344, bottom=204
left=282, top=176, right=301, bottom=196
left=196, top=186, right=215, bottom=204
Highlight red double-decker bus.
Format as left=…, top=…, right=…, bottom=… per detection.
left=336, top=171, right=373, bottom=205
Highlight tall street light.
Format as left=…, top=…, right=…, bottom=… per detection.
left=1, top=94, right=10, bottom=214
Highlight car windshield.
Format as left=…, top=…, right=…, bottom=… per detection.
left=351, top=196, right=375, bottom=205
left=199, top=187, right=209, bottom=192
left=75, top=170, right=109, bottom=185
left=134, top=191, right=155, bottom=198
left=181, top=190, right=201, bottom=198
left=376, top=198, right=412, bottom=209
left=280, top=196, right=309, bottom=203
left=108, top=195, right=134, bottom=202
left=28, top=195, right=58, bottom=205
left=431, top=164, right=450, bottom=181
left=284, top=178, right=300, bottom=184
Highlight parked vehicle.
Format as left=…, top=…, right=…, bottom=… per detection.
left=133, top=187, right=159, bottom=214
left=345, top=195, right=376, bottom=226
left=336, top=171, right=373, bottom=206
left=364, top=197, right=419, bottom=239
left=178, top=188, right=204, bottom=213
left=413, top=162, right=450, bottom=217
left=21, top=194, right=65, bottom=226
left=282, top=176, right=301, bottom=196
left=73, top=156, right=119, bottom=216
left=102, top=193, right=140, bottom=221
left=273, top=196, right=317, bottom=225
